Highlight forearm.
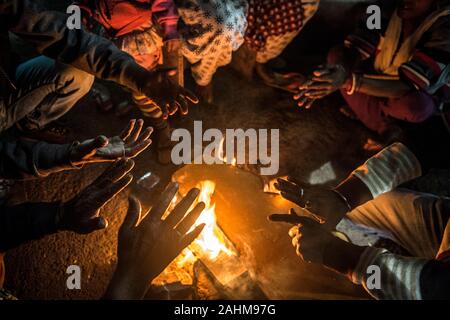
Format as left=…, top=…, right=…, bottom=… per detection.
left=334, top=142, right=422, bottom=210
left=103, top=267, right=153, bottom=300
left=0, top=202, right=60, bottom=252
left=0, top=138, right=76, bottom=180
left=323, top=239, right=366, bottom=277
left=350, top=246, right=428, bottom=300
left=357, top=77, right=412, bottom=98
left=328, top=45, right=362, bottom=75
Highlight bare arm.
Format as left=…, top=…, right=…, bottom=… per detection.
left=357, top=77, right=412, bottom=99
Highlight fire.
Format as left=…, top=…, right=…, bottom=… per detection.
left=217, top=137, right=237, bottom=166
left=177, top=180, right=235, bottom=266
left=154, top=179, right=238, bottom=287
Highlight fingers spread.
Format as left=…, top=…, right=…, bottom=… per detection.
left=138, top=127, right=154, bottom=142
left=178, top=97, right=189, bottom=115
left=164, top=188, right=200, bottom=229
left=179, top=223, right=205, bottom=249
left=122, top=196, right=142, bottom=230
left=96, top=159, right=135, bottom=188
left=180, top=88, right=199, bottom=104
left=175, top=202, right=205, bottom=235
left=149, top=182, right=179, bottom=222
left=126, top=119, right=144, bottom=143
left=120, top=119, right=136, bottom=140
left=125, top=140, right=152, bottom=158
left=92, top=173, right=133, bottom=210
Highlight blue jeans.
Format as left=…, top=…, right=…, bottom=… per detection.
left=3, top=56, right=94, bottom=131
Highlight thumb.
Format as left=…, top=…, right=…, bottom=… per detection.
left=75, top=136, right=109, bottom=160
left=122, top=196, right=142, bottom=230
left=82, top=216, right=108, bottom=234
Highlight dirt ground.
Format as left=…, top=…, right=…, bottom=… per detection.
left=3, top=1, right=449, bottom=300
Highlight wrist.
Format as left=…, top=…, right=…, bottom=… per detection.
left=334, top=175, right=373, bottom=211
left=68, top=142, right=86, bottom=168
left=323, top=239, right=366, bottom=277
left=104, top=263, right=156, bottom=300
left=55, top=201, right=74, bottom=232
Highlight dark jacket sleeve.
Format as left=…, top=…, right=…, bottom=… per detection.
left=1, top=0, right=153, bottom=94
left=0, top=201, right=60, bottom=252
left=0, top=137, right=75, bottom=180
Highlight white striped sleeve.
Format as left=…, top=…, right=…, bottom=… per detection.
left=352, top=143, right=422, bottom=198
left=351, top=247, right=428, bottom=300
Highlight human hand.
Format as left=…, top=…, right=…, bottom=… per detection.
left=294, top=64, right=349, bottom=108
left=57, top=159, right=134, bottom=234
left=269, top=208, right=366, bottom=274
left=269, top=208, right=336, bottom=264
left=69, top=119, right=153, bottom=166
left=105, top=183, right=206, bottom=299
left=273, top=177, right=350, bottom=229
left=143, top=70, right=199, bottom=119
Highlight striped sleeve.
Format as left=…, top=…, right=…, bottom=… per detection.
left=351, top=246, right=428, bottom=300
left=399, top=50, right=450, bottom=96
left=132, top=94, right=163, bottom=119
left=352, top=143, right=422, bottom=198
left=399, top=16, right=450, bottom=97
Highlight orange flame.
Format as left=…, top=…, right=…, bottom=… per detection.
left=178, top=180, right=235, bottom=266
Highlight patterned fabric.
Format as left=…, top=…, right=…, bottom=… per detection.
left=352, top=143, right=422, bottom=198
left=118, top=25, right=164, bottom=69
left=177, top=0, right=249, bottom=86
left=256, top=31, right=299, bottom=64
left=255, top=0, right=319, bottom=63
left=245, top=0, right=304, bottom=52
